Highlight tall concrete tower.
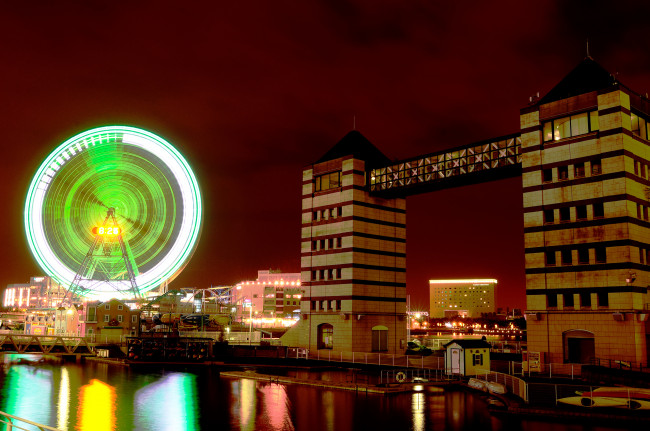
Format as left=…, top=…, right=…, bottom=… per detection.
left=282, top=131, right=407, bottom=353
left=522, top=58, right=650, bottom=364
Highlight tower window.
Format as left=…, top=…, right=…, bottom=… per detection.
left=558, top=166, right=569, bottom=180
left=574, top=162, right=585, bottom=178
left=591, top=159, right=602, bottom=175
left=542, top=168, right=553, bottom=183
left=559, top=207, right=570, bottom=222
left=561, top=249, right=572, bottom=266
left=545, top=251, right=556, bottom=266
left=314, top=171, right=341, bottom=192
left=563, top=294, right=574, bottom=308
left=576, top=205, right=587, bottom=220
left=597, top=292, right=609, bottom=307
left=593, top=202, right=604, bottom=219
left=578, top=248, right=589, bottom=264
left=547, top=294, right=558, bottom=308
left=544, top=209, right=554, bottom=224
left=595, top=247, right=607, bottom=263
left=580, top=292, right=591, bottom=308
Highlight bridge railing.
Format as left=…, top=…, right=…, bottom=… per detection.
left=0, top=410, right=60, bottom=431
left=0, top=334, right=95, bottom=355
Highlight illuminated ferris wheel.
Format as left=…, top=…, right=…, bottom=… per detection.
left=24, top=126, right=202, bottom=300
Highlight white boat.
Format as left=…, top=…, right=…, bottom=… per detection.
left=487, top=381, right=507, bottom=395
left=468, top=378, right=487, bottom=391
left=558, top=386, right=650, bottom=409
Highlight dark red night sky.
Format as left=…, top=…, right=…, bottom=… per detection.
left=2, top=1, right=650, bottom=311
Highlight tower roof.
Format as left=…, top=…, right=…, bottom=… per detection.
left=538, top=57, right=617, bottom=105
left=316, top=130, right=391, bottom=168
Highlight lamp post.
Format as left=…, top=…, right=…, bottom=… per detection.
left=249, top=303, right=253, bottom=345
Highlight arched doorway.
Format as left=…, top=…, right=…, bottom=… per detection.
left=317, top=323, right=334, bottom=349
left=563, top=329, right=595, bottom=363
left=372, top=325, right=388, bottom=352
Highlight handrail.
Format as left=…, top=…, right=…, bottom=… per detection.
left=0, top=410, right=61, bottom=431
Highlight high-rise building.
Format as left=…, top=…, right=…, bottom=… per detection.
left=522, top=58, right=650, bottom=364
left=429, top=279, right=497, bottom=318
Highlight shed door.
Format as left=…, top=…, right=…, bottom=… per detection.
left=450, top=348, right=461, bottom=374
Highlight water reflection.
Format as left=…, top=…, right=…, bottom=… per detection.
left=0, top=355, right=53, bottom=427
left=77, top=379, right=116, bottom=431
left=134, top=372, right=198, bottom=431
left=0, top=358, right=636, bottom=431
left=412, top=391, right=425, bottom=431
left=258, top=383, right=293, bottom=431
left=57, top=367, right=70, bottom=431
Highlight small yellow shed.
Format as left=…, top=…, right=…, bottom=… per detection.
left=443, top=339, right=491, bottom=376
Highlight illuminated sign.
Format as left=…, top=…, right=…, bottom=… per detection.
left=92, top=227, right=121, bottom=236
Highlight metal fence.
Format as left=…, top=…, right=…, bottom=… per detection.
left=0, top=410, right=60, bottom=431
left=380, top=368, right=459, bottom=384
left=476, top=369, right=528, bottom=402
left=286, top=348, right=446, bottom=369
left=591, top=357, right=649, bottom=373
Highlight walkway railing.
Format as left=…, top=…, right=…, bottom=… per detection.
left=591, top=357, right=649, bottom=373
left=476, top=369, right=528, bottom=403
left=288, top=348, right=445, bottom=369
left=0, top=410, right=60, bottom=431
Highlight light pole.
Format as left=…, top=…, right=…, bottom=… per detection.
left=248, top=303, right=253, bottom=345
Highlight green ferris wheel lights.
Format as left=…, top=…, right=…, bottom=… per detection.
left=24, top=126, right=202, bottom=299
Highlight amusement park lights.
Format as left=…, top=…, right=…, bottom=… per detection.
left=24, top=126, right=202, bottom=299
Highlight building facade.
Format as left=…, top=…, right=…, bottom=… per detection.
left=4, top=276, right=66, bottom=309
left=282, top=132, right=407, bottom=353
left=522, top=58, right=650, bottom=364
left=233, top=270, right=302, bottom=323
left=84, top=298, right=140, bottom=338
left=429, top=279, right=497, bottom=318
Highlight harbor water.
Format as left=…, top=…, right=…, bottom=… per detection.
left=0, top=354, right=632, bottom=431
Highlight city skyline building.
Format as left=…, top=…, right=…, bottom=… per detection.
left=3, top=276, right=66, bottom=309
left=233, top=269, right=302, bottom=324
left=429, top=279, right=497, bottom=318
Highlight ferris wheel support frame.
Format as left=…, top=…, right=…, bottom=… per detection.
left=64, top=208, right=140, bottom=304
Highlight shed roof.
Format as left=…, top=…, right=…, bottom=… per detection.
left=443, top=339, right=492, bottom=349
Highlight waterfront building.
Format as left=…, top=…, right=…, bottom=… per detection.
left=84, top=298, right=140, bottom=337
left=282, top=132, right=407, bottom=353
left=3, top=276, right=66, bottom=309
left=233, top=270, right=302, bottom=323
left=280, top=57, right=650, bottom=363
left=429, top=279, right=497, bottom=318
left=54, top=306, right=80, bottom=335
left=522, top=58, right=650, bottom=364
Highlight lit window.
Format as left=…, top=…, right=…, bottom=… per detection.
left=543, top=110, right=598, bottom=142
left=314, top=171, right=341, bottom=192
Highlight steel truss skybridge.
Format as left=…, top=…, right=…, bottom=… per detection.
left=369, top=133, right=522, bottom=197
